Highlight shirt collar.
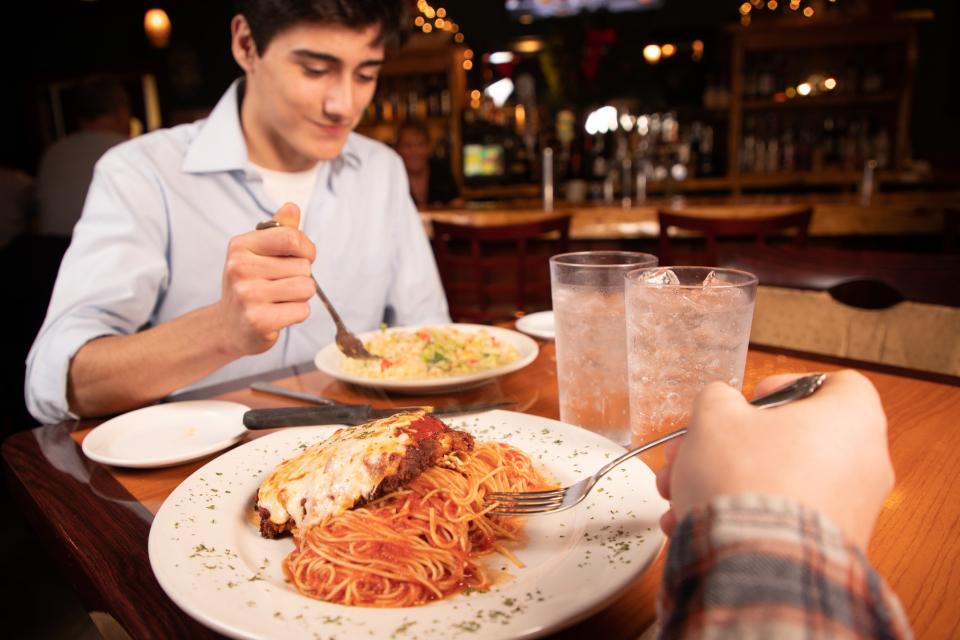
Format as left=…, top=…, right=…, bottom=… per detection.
left=182, top=78, right=363, bottom=175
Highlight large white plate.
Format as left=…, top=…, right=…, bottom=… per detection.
left=314, top=324, right=540, bottom=393
left=515, top=311, right=555, bottom=340
left=149, top=410, right=667, bottom=640
left=82, top=400, right=249, bottom=468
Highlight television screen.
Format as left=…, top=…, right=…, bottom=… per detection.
left=506, top=0, right=664, bottom=19
left=463, top=144, right=505, bottom=178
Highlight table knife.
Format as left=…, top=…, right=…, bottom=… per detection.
left=250, top=382, right=338, bottom=405
left=243, top=401, right=515, bottom=429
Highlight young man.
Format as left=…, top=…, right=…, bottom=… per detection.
left=26, top=1, right=448, bottom=424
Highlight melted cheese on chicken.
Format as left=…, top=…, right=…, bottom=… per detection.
left=256, top=410, right=460, bottom=534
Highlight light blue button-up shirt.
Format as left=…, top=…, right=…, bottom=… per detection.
left=26, top=80, right=449, bottom=424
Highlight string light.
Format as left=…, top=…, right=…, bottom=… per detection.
left=643, top=44, right=662, bottom=64
left=414, top=2, right=468, bottom=53
left=767, top=0, right=777, bottom=9
left=462, top=59, right=473, bottom=70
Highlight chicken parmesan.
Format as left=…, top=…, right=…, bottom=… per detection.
left=254, top=410, right=554, bottom=607
left=255, top=410, right=473, bottom=538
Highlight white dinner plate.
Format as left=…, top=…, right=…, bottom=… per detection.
left=515, top=311, right=555, bottom=340
left=82, top=400, right=249, bottom=468
left=314, top=323, right=539, bottom=394
left=149, top=409, right=666, bottom=640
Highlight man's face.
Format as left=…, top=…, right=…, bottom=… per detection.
left=242, top=21, right=384, bottom=166
left=396, top=130, right=430, bottom=174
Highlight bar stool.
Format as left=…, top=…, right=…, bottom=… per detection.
left=657, top=206, right=812, bottom=266
left=431, top=214, right=571, bottom=323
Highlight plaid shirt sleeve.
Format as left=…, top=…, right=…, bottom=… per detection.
left=657, top=494, right=913, bottom=640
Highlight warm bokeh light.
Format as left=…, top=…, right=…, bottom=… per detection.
left=437, top=7, right=446, bottom=18
left=462, top=59, right=473, bottom=70
left=414, top=16, right=425, bottom=26
left=643, top=44, right=662, bottom=64
left=454, top=32, right=464, bottom=43
left=739, top=2, right=752, bottom=15
left=144, top=8, right=171, bottom=48
left=803, top=6, right=814, bottom=17
left=692, top=39, right=704, bottom=61
left=767, top=0, right=778, bottom=9
left=519, top=13, right=534, bottom=24
left=741, top=14, right=751, bottom=26
left=661, top=43, right=676, bottom=58
left=824, top=77, right=838, bottom=90
left=785, top=86, right=797, bottom=98
left=421, top=23, right=432, bottom=33
left=797, top=82, right=811, bottom=96
left=435, top=18, right=444, bottom=28
left=470, top=89, right=481, bottom=100
left=463, top=49, right=474, bottom=60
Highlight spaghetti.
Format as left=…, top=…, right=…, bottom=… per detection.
left=283, top=441, right=552, bottom=607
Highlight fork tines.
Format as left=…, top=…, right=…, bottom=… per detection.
left=485, top=489, right=569, bottom=516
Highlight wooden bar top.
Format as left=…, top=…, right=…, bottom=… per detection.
left=422, top=190, right=958, bottom=240
left=4, top=344, right=959, bottom=639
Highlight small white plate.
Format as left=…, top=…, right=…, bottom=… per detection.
left=515, top=310, right=555, bottom=340
left=149, top=409, right=667, bottom=639
left=314, top=323, right=539, bottom=394
left=82, top=400, right=250, bottom=468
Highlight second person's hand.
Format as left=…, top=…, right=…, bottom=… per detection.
left=656, top=370, right=894, bottom=550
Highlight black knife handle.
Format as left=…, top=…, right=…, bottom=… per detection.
left=243, top=405, right=372, bottom=429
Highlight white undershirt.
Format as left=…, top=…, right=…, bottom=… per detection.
left=250, top=161, right=322, bottom=220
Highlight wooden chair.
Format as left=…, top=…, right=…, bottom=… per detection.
left=657, top=207, right=813, bottom=266
left=431, top=214, right=571, bottom=323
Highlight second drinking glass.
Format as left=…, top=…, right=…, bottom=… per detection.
left=550, top=251, right=658, bottom=446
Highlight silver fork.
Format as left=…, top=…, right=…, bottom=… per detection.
left=486, top=373, right=827, bottom=516
left=256, top=219, right=379, bottom=360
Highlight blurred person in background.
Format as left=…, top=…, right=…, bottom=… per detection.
left=395, top=120, right=461, bottom=208
left=0, top=167, right=33, bottom=249
left=36, top=77, right=130, bottom=238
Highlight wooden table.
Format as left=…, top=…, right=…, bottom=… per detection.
left=4, top=345, right=959, bottom=639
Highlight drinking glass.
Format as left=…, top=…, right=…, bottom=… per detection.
left=550, top=251, right=658, bottom=445
left=625, top=267, right=758, bottom=448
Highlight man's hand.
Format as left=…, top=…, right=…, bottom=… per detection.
left=216, top=202, right=317, bottom=356
left=655, top=370, right=894, bottom=550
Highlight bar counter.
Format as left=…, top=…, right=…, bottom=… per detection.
left=422, top=190, right=958, bottom=240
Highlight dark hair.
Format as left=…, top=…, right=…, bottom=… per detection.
left=396, top=120, right=431, bottom=144
left=236, top=0, right=409, bottom=55
left=73, top=78, right=130, bottom=123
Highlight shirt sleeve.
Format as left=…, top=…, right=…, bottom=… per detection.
left=384, top=155, right=450, bottom=327
left=657, top=493, right=913, bottom=640
left=24, top=147, right=170, bottom=424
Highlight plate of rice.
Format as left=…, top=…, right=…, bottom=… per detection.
left=314, top=323, right=540, bottom=393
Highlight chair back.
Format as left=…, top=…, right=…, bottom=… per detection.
left=431, top=214, right=571, bottom=323
left=657, top=207, right=812, bottom=265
